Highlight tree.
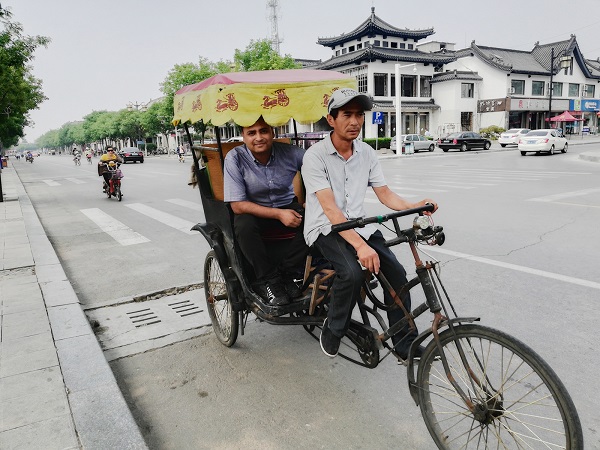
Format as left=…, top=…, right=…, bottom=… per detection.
left=0, top=5, right=49, bottom=149
left=233, top=39, right=300, bottom=72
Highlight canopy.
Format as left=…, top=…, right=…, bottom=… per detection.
left=172, top=69, right=357, bottom=127
left=548, top=111, right=583, bottom=122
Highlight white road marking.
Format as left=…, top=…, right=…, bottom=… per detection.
left=528, top=188, right=600, bottom=202
left=125, top=203, right=196, bottom=234
left=387, top=185, right=448, bottom=193
left=80, top=208, right=150, bottom=246
left=42, top=179, right=60, bottom=186
left=166, top=199, right=204, bottom=212
left=425, top=247, right=600, bottom=290
left=65, top=178, right=86, bottom=184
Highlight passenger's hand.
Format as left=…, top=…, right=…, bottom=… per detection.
left=356, top=242, right=380, bottom=274
left=279, top=209, right=303, bottom=228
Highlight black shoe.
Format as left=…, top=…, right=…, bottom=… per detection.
left=253, top=277, right=289, bottom=306
left=320, top=318, right=340, bottom=358
left=283, top=275, right=303, bottom=299
left=397, top=345, right=426, bottom=364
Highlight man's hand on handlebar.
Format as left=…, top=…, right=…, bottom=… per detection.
left=356, top=241, right=380, bottom=274
left=416, top=199, right=438, bottom=215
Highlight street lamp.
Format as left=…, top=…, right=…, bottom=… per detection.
left=127, top=101, right=149, bottom=156
left=548, top=48, right=573, bottom=122
left=395, top=63, right=418, bottom=156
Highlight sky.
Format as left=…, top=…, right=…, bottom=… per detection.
left=7, top=0, right=600, bottom=142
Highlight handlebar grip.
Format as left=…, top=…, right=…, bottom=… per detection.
left=384, top=236, right=408, bottom=247
left=331, top=218, right=364, bottom=232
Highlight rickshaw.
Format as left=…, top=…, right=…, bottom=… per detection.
left=173, top=69, right=583, bottom=449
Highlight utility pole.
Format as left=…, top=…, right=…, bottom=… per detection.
left=266, top=0, right=282, bottom=54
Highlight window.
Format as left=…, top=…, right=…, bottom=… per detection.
left=401, top=75, right=417, bottom=97
left=349, top=45, right=355, bottom=52
left=335, top=50, right=340, bottom=56
left=583, top=84, right=595, bottom=98
left=568, top=83, right=579, bottom=97
left=391, top=42, right=398, bottom=48
left=400, top=43, right=406, bottom=49
left=420, top=76, right=432, bottom=97
left=383, top=41, right=389, bottom=48
left=551, top=82, right=563, bottom=97
left=511, top=80, right=525, bottom=95
left=357, top=74, right=367, bottom=93
left=374, top=73, right=388, bottom=96
left=407, top=44, right=414, bottom=50
left=391, top=75, right=396, bottom=96
left=341, top=48, right=347, bottom=55
left=461, top=112, right=473, bottom=131
left=356, top=43, right=362, bottom=50
left=531, top=81, right=545, bottom=96
left=374, top=40, right=381, bottom=47
left=461, top=83, right=474, bottom=98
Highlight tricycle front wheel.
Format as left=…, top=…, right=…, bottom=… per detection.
left=204, top=250, right=238, bottom=347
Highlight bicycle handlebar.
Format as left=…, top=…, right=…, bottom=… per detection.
left=330, top=204, right=434, bottom=233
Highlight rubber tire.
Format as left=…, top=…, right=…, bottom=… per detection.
left=483, top=141, right=491, bottom=150
left=562, top=143, right=568, bottom=153
left=116, top=185, right=122, bottom=202
left=442, top=149, right=448, bottom=153
left=548, top=144, right=555, bottom=155
left=520, top=151, right=527, bottom=156
left=428, top=144, right=435, bottom=152
left=460, top=143, right=467, bottom=152
left=416, top=324, right=583, bottom=450
left=500, top=144, right=506, bottom=148
left=204, top=250, right=239, bottom=347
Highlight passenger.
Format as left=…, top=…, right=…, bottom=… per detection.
left=301, top=88, right=438, bottom=361
left=223, top=116, right=308, bottom=307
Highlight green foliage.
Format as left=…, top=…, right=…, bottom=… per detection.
left=234, top=39, right=301, bottom=71
left=0, top=6, right=49, bottom=150
left=363, top=138, right=392, bottom=149
left=479, top=126, right=505, bottom=140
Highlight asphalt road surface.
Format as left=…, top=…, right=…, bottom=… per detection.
left=14, top=146, right=600, bottom=449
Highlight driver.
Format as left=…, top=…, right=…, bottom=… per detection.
left=223, top=116, right=308, bottom=307
left=301, top=88, right=438, bottom=361
left=98, top=147, right=123, bottom=191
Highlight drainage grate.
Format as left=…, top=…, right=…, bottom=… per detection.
left=126, top=307, right=161, bottom=327
left=168, top=299, right=202, bottom=317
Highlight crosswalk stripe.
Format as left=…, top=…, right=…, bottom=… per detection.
left=528, top=187, right=600, bottom=202
left=387, top=185, right=448, bottom=193
left=166, top=198, right=204, bottom=212
left=81, top=208, right=150, bottom=246
left=42, top=179, right=60, bottom=186
left=125, top=203, right=196, bottom=235
left=65, top=178, right=86, bottom=184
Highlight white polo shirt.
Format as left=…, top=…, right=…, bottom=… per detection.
left=302, top=133, right=386, bottom=246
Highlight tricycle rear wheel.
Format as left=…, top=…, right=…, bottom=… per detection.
left=204, top=250, right=238, bottom=347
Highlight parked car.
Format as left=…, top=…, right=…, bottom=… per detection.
left=119, top=147, right=144, bottom=163
left=498, top=128, right=530, bottom=147
left=518, top=129, right=568, bottom=156
left=437, top=132, right=492, bottom=152
left=225, top=136, right=243, bottom=142
left=390, top=134, right=435, bottom=153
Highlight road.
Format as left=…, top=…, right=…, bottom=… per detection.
left=14, top=146, right=600, bottom=449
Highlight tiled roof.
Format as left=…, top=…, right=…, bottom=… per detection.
left=431, top=70, right=483, bottom=83
left=317, top=7, right=434, bottom=47
left=313, top=45, right=455, bottom=70
left=585, top=58, right=600, bottom=76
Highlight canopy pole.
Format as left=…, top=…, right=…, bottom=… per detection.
left=185, top=123, right=203, bottom=191
left=293, top=119, right=298, bottom=147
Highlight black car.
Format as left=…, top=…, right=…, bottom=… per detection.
left=437, top=132, right=492, bottom=152
left=119, top=147, right=144, bottom=163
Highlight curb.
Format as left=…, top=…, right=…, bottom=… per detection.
left=10, top=166, right=148, bottom=449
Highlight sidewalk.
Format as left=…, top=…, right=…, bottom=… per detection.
left=0, top=165, right=147, bottom=449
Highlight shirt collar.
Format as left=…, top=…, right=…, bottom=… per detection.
left=325, top=132, right=362, bottom=156
left=244, top=143, right=275, bottom=165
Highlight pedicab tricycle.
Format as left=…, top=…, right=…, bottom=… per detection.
left=173, top=69, right=582, bottom=449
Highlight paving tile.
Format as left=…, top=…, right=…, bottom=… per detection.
left=1, top=308, right=50, bottom=341
left=0, top=389, right=69, bottom=432
left=0, top=330, right=55, bottom=359
left=0, top=346, right=59, bottom=378
left=41, top=280, right=80, bottom=307
left=47, top=304, right=91, bottom=341
left=0, top=366, right=64, bottom=401
left=69, top=383, right=147, bottom=450
left=0, top=415, right=79, bottom=450
left=55, top=333, right=115, bottom=393
left=35, top=263, right=67, bottom=284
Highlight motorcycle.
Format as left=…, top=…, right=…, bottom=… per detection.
left=26, top=155, right=34, bottom=163
left=101, top=162, right=123, bottom=201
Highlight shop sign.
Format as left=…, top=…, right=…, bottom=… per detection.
left=477, top=98, right=507, bottom=113
left=570, top=99, right=600, bottom=111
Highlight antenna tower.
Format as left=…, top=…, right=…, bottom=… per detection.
left=267, top=0, right=283, bottom=55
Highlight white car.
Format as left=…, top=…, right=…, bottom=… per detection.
left=390, top=134, right=435, bottom=153
left=518, top=129, right=568, bottom=156
left=498, top=128, right=530, bottom=147
left=225, top=136, right=243, bottom=142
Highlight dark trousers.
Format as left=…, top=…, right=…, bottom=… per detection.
left=314, top=229, right=417, bottom=356
left=233, top=201, right=308, bottom=282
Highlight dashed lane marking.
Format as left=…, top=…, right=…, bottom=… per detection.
left=125, top=203, right=196, bottom=235
left=81, top=208, right=150, bottom=246
left=65, top=177, right=86, bottom=184
left=42, top=179, right=60, bottom=186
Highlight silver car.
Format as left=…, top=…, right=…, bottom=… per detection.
left=390, top=134, right=435, bottom=153
left=498, top=128, right=530, bottom=147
